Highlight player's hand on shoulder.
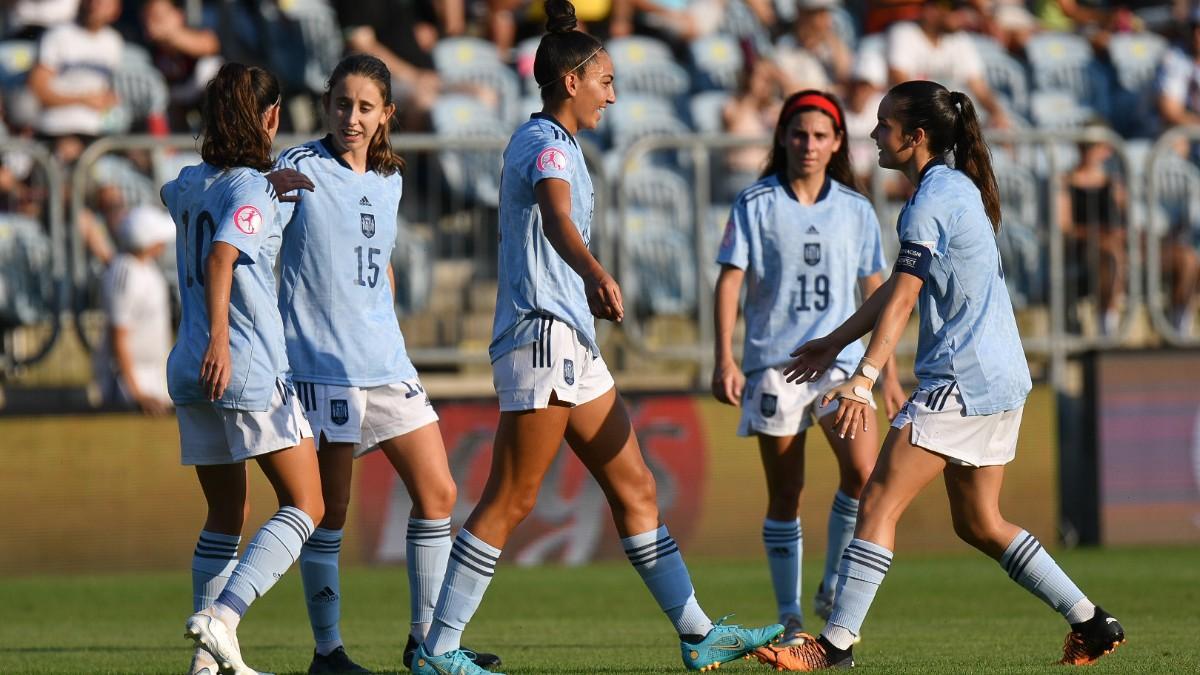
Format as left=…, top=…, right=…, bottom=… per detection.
left=711, top=361, right=745, bottom=407
left=784, top=335, right=839, bottom=384
left=266, top=168, right=315, bottom=202
left=584, top=267, right=624, bottom=323
left=199, top=339, right=232, bottom=401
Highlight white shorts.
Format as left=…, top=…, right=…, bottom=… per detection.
left=891, top=383, right=1024, bottom=467
left=178, top=379, right=313, bottom=466
left=492, top=317, right=615, bottom=412
left=295, top=379, right=440, bottom=457
left=739, top=366, right=874, bottom=437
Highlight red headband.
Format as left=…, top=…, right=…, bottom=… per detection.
left=782, top=93, right=842, bottom=131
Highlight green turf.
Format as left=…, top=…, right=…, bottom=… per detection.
left=0, top=546, right=1194, bottom=674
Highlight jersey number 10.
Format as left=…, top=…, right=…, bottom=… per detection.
left=182, top=210, right=216, bottom=288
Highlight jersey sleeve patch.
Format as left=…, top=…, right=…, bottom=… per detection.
left=233, top=205, right=262, bottom=235
left=895, top=241, right=934, bottom=280
left=536, top=146, right=569, bottom=172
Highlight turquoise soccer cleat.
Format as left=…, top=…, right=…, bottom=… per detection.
left=409, top=644, right=505, bottom=675
left=680, top=616, right=785, bottom=671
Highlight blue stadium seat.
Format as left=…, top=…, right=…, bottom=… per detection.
left=280, top=0, right=344, bottom=95
left=688, top=90, right=731, bottom=134
left=1030, top=90, right=1094, bottom=129
left=604, top=37, right=690, bottom=98
left=0, top=40, right=36, bottom=89
left=970, top=34, right=1029, bottom=117
left=433, top=36, right=522, bottom=125
left=623, top=208, right=697, bottom=316
left=690, top=34, right=743, bottom=91
left=111, top=47, right=169, bottom=133
left=1149, top=154, right=1200, bottom=237
left=1108, top=32, right=1168, bottom=137
left=391, top=215, right=432, bottom=315
left=91, top=155, right=159, bottom=208
left=992, top=155, right=1044, bottom=307
left=0, top=214, right=54, bottom=328
left=431, top=94, right=509, bottom=208
left=1025, top=31, right=1110, bottom=116
left=607, top=94, right=689, bottom=152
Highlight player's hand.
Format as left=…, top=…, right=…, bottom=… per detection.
left=583, top=268, right=624, bottom=323
left=266, top=169, right=315, bottom=202
left=711, top=360, right=745, bottom=407
left=882, top=374, right=907, bottom=421
left=784, top=335, right=841, bottom=384
left=199, top=338, right=232, bottom=401
left=822, top=376, right=873, bottom=439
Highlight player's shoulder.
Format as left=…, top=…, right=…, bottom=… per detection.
left=511, top=116, right=574, bottom=155
left=830, top=179, right=872, bottom=209
left=734, top=174, right=780, bottom=210
left=222, top=166, right=276, bottom=204
left=276, top=140, right=323, bottom=170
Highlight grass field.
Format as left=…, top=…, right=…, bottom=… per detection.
left=1, top=546, right=1195, bottom=674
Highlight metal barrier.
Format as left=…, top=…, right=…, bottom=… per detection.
left=0, top=139, right=67, bottom=373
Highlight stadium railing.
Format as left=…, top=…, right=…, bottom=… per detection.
left=1145, top=124, right=1200, bottom=348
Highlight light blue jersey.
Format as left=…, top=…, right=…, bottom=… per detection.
left=718, top=174, right=886, bottom=375
left=490, top=113, right=596, bottom=362
left=275, top=137, right=416, bottom=386
left=897, top=161, right=1031, bottom=415
left=162, top=163, right=288, bottom=411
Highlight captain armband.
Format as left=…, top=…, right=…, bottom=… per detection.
left=894, top=241, right=934, bottom=281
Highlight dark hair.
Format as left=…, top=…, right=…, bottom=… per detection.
left=324, top=54, right=405, bottom=175
left=761, top=90, right=861, bottom=194
left=534, top=0, right=605, bottom=104
left=200, top=62, right=279, bottom=172
left=887, top=80, right=1001, bottom=232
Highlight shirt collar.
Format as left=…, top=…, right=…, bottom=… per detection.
left=531, top=112, right=578, bottom=146
left=320, top=134, right=355, bottom=171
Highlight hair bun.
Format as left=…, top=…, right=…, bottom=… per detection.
left=544, top=0, right=578, bottom=33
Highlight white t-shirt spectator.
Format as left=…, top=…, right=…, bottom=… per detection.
left=1156, top=47, right=1200, bottom=116
left=7, top=0, right=80, bottom=32
left=36, top=22, right=123, bottom=135
left=886, top=21, right=983, bottom=89
left=95, top=253, right=172, bottom=404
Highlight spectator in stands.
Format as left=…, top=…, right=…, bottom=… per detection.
left=721, top=57, right=785, bottom=199
left=629, top=0, right=727, bottom=48
left=885, top=0, right=1011, bottom=128
left=3, top=0, right=79, bottom=40
left=842, top=49, right=888, bottom=181
left=782, top=0, right=852, bottom=88
left=489, top=0, right=635, bottom=59
left=1162, top=222, right=1199, bottom=336
left=862, top=0, right=923, bottom=35
left=139, top=0, right=221, bottom=131
left=1056, top=122, right=1127, bottom=336
left=94, top=204, right=174, bottom=414
left=334, top=0, right=451, bottom=130
left=26, top=0, right=123, bottom=163
left=1155, top=9, right=1200, bottom=131
left=78, top=181, right=125, bottom=267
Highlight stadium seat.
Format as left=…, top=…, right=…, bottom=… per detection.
left=607, top=94, right=689, bottom=153
left=622, top=208, right=698, bottom=316
left=0, top=40, right=36, bottom=89
left=1148, top=154, right=1200, bottom=236
left=690, top=34, right=743, bottom=92
left=1026, top=31, right=1110, bottom=117
left=514, top=36, right=542, bottom=95
left=970, top=34, right=1029, bottom=117
left=430, top=94, right=509, bottom=208
left=992, top=155, right=1044, bottom=307
left=111, top=47, right=169, bottom=133
left=392, top=215, right=432, bottom=315
left=91, top=155, right=160, bottom=208
left=688, top=90, right=732, bottom=134
left=433, top=36, right=522, bottom=125
left=624, top=165, right=692, bottom=230
left=1030, top=90, right=1094, bottom=130
left=1108, top=32, right=1168, bottom=137
left=604, top=37, right=690, bottom=98
left=0, top=214, right=54, bottom=328
left=279, top=0, right=344, bottom=95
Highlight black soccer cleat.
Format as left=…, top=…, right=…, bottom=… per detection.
left=1059, top=606, right=1126, bottom=666
left=403, top=634, right=503, bottom=670
left=308, top=645, right=371, bottom=674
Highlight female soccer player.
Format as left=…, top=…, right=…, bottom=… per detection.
left=753, top=80, right=1125, bottom=670
left=409, top=2, right=783, bottom=673
left=273, top=54, right=499, bottom=674
left=712, top=89, right=905, bottom=646
left=164, top=63, right=324, bottom=675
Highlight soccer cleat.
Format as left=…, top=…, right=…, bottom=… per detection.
left=752, top=635, right=854, bottom=671
left=308, top=646, right=371, bottom=673
left=184, top=607, right=271, bottom=675
left=813, top=583, right=834, bottom=622
left=776, top=615, right=815, bottom=648
left=402, top=635, right=502, bottom=670
left=409, top=644, right=505, bottom=675
left=189, top=646, right=218, bottom=675
left=680, top=616, right=785, bottom=671
left=1059, top=606, right=1125, bottom=666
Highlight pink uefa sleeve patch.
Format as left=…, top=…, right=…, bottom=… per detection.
left=535, top=146, right=568, bottom=173
left=720, top=219, right=736, bottom=249
left=233, top=205, right=262, bottom=235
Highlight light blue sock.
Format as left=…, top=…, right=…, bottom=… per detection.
left=762, top=518, right=803, bottom=622
left=217, top=506, right=314, bottom=617
left=192, top=530, right=240, bottom=611
left=407, top=517, right=452, bottom=641
left=622, top=525, right=714, bottom=637
left=823, top=538, right=893, bottom=650
left=1001, top=530, right=1094, bottom=624
left=300, top=527, right=343, bottom=655
left=425, top=529, right=499, bottom=656
left=823, top=491, right=859, bottom=598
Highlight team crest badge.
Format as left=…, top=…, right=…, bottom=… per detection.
left=761, top=393, right=778, bottom=418
left=804, top=243, right=821, bottom=266
left=564, top=359, right=575, bottom=385
left=330, top=399, right=349, bottom=425
left=360, top=213, right=375, bottom=238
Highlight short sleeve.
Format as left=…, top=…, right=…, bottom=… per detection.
left=526, top=140, right=575, bottom=188
left=102, top=258, right=136, bottom=327
left=857, top=205, right=886, bottom=277
left=897, top=198, right=945, bottom=255
left=36, top=28, right=65, bottom=70
left=1156, top=49, right=1189, bottom=104
left=212, top=172, right=276, bottom=261
left=715, top=198, right=751, bottom=269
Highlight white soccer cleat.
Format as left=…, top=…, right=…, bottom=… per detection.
left=189, top=645, right=218, bottom=675
left=184, top=607, right=271, bottom=675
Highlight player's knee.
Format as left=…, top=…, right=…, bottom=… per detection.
left=500, top=488, right=539, bottom=527
left=294, top=494, right=325, bottom=526
left=412, top=477, right=457, bottom=520
left=319, top=500, right=349, bottom=530
left=951, top=515, right=1002, bottom=550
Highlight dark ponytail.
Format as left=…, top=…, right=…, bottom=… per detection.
left=887, top=80, right=1002, bottom=232
left=534, top=0, right=605, bottom=104
left=200, top=62, right=280, bottom=172
left=324, top=54, right=405, bottom=175
left=761, top=89, right=862, bottom=194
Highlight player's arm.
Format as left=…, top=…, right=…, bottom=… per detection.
left=535, top=177, right=623, bottom=322
left=712, top=264, right=745, bottom=406
left=859, top=272, right=906, bottom=419
left=200, top=242, right=238, bottom=400
left=110, top=324, right=170, bottom=415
